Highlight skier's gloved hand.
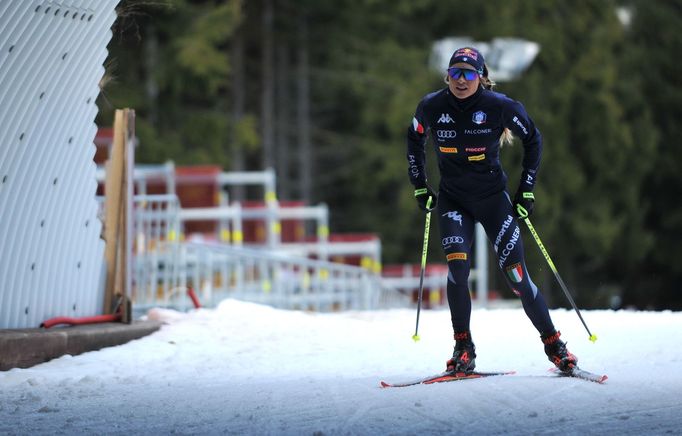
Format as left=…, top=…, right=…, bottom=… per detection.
left=415, top=185, right=437, bottom=212
left=513, top=189, right=534, bottom=219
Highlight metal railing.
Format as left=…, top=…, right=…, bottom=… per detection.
left=178, top=203, right=381, bottom=272
left=130, top=194, right=183, bottom=308
left=122, top=193, right=385, bottom=312
left=179, top=242, right=381, bottom=311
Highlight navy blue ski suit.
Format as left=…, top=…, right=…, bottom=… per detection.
left=407, top=85, right=555, bottom=335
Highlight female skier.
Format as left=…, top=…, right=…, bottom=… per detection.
left=406, top=47, right=577, bottom=373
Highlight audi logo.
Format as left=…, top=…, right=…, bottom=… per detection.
left=442, top=236, right=465, bottom=245
left=437, top=130, right=457, bottom=139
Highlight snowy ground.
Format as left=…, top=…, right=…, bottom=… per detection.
left=1, top=299, right=682, bottom=435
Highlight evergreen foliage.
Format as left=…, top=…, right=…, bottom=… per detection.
left=98, top=0, right=681, bottom=309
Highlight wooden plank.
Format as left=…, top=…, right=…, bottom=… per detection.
left=118, top=109, right=135, bottom=323
left=103, top=110, right=125, bottom=314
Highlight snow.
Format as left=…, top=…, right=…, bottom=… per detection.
left=2, top=299, right=682, bottom=435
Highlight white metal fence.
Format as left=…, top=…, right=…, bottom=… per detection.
left=125, top=193, right=389, bottom=312
left=130, top=194, right=183, bottom=308
left=180, top=243, right=381, bottom=311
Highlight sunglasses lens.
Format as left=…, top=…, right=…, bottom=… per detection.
left=463, top=69, right=478, bottom=80
left=448, top=68, right=478, bottom=81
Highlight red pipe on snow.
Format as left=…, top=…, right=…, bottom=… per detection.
left=187, top=287, right=202, bottom=309
left=40, top=313, right=121, bottom=329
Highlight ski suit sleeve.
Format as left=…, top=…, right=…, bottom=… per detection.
left=503, top=99, right=542, bottom=192
left=406, top=99, right=429, bottom=188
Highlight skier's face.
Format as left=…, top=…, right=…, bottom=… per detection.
left=447, top=62, right=480, bottom=99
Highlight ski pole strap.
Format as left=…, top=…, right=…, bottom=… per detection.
left=415, top=188, right=428, bottom=197
left=515, top=193, right=534, bottom=218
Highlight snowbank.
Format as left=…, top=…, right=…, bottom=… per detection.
left=1, top=300, right=681, bottom=434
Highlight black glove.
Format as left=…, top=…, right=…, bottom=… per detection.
left=415, top=185, right=437, bottom=212
left=513, top=190, right=535, bottom=219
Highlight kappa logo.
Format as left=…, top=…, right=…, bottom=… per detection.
left=437, top=113, right=454, bottom=124
left=442, top=210, right=463, bottom=226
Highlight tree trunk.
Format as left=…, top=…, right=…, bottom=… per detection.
left=276, top=42, right=291, bottom=200
left=261, top=0, right=275, bottom=171
left=296, top=13, right=311, bottom=205
left=230, top=24, right=246, bottom=201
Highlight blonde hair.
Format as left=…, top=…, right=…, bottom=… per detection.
left=445, top=64, right=514, bottom=147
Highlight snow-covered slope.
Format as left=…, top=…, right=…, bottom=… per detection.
left=1, top=300, right=681, bottom=435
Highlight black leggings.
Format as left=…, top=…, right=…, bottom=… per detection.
left=438, top=190, right=555, bottom=335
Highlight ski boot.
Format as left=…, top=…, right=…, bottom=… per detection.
left=542, top=330, right=578, bottom=373
left=446, top=331, right=476, bottom=374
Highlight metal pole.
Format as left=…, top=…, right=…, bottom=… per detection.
left=523, top=217, right=597, bottom=342
left=413, top=197, right=433, bottom=342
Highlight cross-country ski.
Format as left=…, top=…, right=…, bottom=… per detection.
left=380, top=370, right=516, bottom=388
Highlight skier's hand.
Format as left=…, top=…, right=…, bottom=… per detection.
left=513, top=189, right=534, bottom=219
left=415, top=185, right=437, bottom=212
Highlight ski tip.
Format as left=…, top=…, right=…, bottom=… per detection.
left=380, top=381, right=392, bottom=388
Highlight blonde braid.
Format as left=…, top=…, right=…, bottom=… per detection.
left=481, top=65, right=514, bottom=147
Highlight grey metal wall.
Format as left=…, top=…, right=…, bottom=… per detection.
left=0, top=0, right=119, bottom=328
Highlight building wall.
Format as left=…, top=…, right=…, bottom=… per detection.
left=0, top=1, right=119, bottom=328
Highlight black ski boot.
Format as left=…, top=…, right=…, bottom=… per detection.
left=446, top=331, right=476, bottom=374
left=542, top=331, right=578, bottom=373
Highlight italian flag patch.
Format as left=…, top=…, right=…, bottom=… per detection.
left=412, top=117, right=424, bottom=134
left=506, top=263, right=524, bottom=283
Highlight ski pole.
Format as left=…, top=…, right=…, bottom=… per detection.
left=412, top=196, right=433, bottom=342
left=522, top=217, right=598, bottom=343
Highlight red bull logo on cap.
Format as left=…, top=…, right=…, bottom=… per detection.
left=455, top=48, right=479, bottom=60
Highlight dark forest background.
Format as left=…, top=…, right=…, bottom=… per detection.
left=98, top=0, right=682, bottom=310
